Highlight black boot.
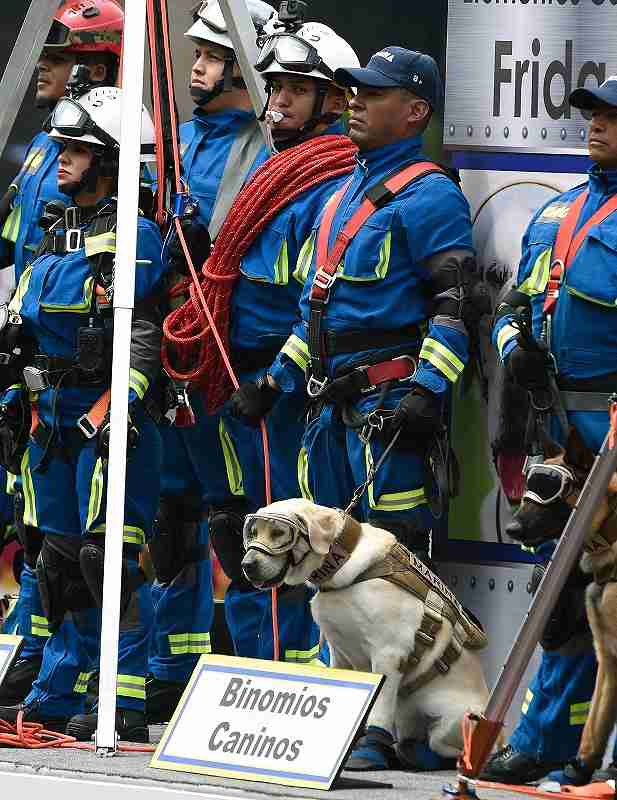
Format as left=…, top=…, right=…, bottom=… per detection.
left=480, top=744, right=561, bottom=784
left=145, top=676, right=185, bottom=725
left=0, top=656, right=42, bottom=705
left=0, top=700, right=69, bottom=732
left=65, top=707, right=149, bottom=742
left=344, top=726, right=400, bottom=771
left=592, top=762, right=617, bottom=783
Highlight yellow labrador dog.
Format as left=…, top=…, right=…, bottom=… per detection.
left=242, top=498, right=489, bottom=770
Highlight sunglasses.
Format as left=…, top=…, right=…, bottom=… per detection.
left=243, top=512, right=308, bottom=555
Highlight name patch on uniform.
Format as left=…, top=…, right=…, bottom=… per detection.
left=0, top=634, right=22, bottom=688
left=538, top=203, right=571, bottom=222
left=150, top=654, right=384, bottom=789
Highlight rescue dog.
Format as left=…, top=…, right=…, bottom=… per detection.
left=506, top=427, right=617, bottom=779
left=241, top=499, right=490, bottom=769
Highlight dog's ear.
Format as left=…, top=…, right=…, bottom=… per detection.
left=565, top=426, right=595, bottom=473
left=305, top=506, right=345, bottom=555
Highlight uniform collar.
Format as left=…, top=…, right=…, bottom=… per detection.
left=192, top=107, right=255, bottom=131
left=354, top=135, right=424, bottom=176
left=588, top=163, right=617, bottom=197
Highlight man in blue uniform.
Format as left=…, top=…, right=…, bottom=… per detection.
left=211, top=20, right=360, bottom=666
left=0, top=0, right=124, bottom=707
left=146, top=0, right=276, bottom=725
left=0, top=86, right=164, bottom=741
left=484, top=78, right=617, bottom=786
left=261, top=47, right=475, bottom=770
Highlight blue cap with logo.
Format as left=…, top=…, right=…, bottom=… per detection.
left=334, top=46, right=444, bottom=111
left=570, top=76, right=617, bottom=110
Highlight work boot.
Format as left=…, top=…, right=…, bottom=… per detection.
left=65, top=708, right=149, bottom=743
left=397, top=738, right=457, bottom=771
left=344, top=726, right=400, bottom=771
left=0, top=656, right=42, bottom=705
left=592, top=763, right=617, bottom=783
left=0, top=701, right=70, bottom=732
left=479, top=744, right=561, bottom=784
left=145, top=676, right=185, bottom=725
left=545, top=758, right=597, bottom=787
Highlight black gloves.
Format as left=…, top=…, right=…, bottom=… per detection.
left=230, top=376, right=280, bottom=427
left=167, top=205, right=211, bottom=274
left=507, top=336, right=552, bottom=391
left=391, top=386, right=443, bottom=438
left=97, top=407, right=140, bottom=459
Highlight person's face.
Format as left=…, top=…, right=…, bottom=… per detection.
left=57, top=142, right=93, bottom=190
left=267, top=75, right=320, bottom=130
left=588, top=107, right=617, bottom=169
left=36, top=50, right=76, bottom=105
left=191, top=42, right=230, bottom=95
left=348, top=86, right=429, bottom=151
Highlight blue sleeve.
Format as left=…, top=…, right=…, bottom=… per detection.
left=134, top=217, right=166, bottom=301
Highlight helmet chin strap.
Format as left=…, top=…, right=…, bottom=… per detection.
left=65, top=149, right=117, bottom=199
left=263, top=79, right=339, bottom=152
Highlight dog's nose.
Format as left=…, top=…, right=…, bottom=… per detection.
left=505, top=517, right=524, bottom=541
left=241, top=551, right=259, bottom=580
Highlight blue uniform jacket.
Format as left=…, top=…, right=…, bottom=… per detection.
left=6, top=207, right=164, bottom=428
left=271, top=135, right=474, bottom=397
left=229, top=121, right=348, bottom=355
left=1, top=132, right=70, bottom=281
left=180, top=108, right=266, bottom=229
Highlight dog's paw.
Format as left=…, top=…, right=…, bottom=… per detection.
left=396, top=738, right=457, bottom=772
left=344, top=726, right=399, bottom=771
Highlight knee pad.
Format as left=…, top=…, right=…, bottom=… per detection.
left=79, top=538, right=146, bottom=617
left=209, top=500, right=251, bottom=583
left=149, top=493, right=205, bottom=583
left=36, top=535, right=93, bottom=631
left=368, top=516, right=432, bottom=561
left=531, top=562, right=592, bottom=650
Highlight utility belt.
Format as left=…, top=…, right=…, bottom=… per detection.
left=557, top=373, right=617, bottom=413
left=23, top=355, right=110, bottom=393
left=315, top=353, right=418, bottom=408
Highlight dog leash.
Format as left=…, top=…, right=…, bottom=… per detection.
left=344, top=428, right=402, bottom=514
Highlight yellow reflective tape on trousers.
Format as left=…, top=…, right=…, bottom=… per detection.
left=281, top=334, right=309, bottom=372
left=86, top=457, right=104, bottom=531
left=1, top=205, right=21, bottom=243
left=84, top=232, right=116, bottom=258
left=273, top=240, right=289, bottom=285
left=219, top=418, right=244, bottom=496
left=497, top=324, right=520, bottom=359
left=31, top=614, right=51, bottom=638
left=570, top=700, right=591, bottom=725
left=123, top=526, right=146, bottom=546
left=73, top=671, right=94, bottom=693
left=5, top=470, right=18, bottom=496
left=285, top=644, right=320, bottom=664
left=9, top=264, right=33, bottom=315
left=420, top=337, right=465, bottom=383
left=365, top=444, right=426, bottom=511
left=292, top=232, right=316, bottom=285
left=116, top=674, right=146, bottom=700
left=129, top=368, right=149, bottom=400
left=518, top=249, right=551, bottom=297
left=21, top=449, right=38, bottom=527
left=168, top=632, right=212, bottom=655
left=297, top=447, right=313, bottom=501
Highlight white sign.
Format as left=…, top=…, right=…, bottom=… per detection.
left=0, top=634, right=22, bottom=686
left=151, top=654, right=384, bottom=790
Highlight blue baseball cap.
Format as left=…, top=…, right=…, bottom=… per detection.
left=334, top=46, right=443, bottom=111
left=570, top=76, right=617, bottom=111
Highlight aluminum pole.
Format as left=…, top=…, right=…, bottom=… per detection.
left=0, top=0, right=62, bottom=160
left=218, top=0, right=271, bottom=150
left=95, top=0, right=148, bottom=755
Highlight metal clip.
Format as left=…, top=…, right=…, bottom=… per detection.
left=64, top=206, right=82, bottom=252
left=22, top=366, right=50, bottom=393
left=307, top=374, right=328, bottom=398
left=312, top=268, right=336, bottom=295
left=77, top=414, right=98, bottom=439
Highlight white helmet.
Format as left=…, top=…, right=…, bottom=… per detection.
left=255, top=22, right=360, bottom=84
left=49, top=86, right=156, bottom=163
left=185, top=0, right=277, bottom=50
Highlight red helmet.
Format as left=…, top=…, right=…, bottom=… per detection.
left=45, top=0, right=124, bottom=58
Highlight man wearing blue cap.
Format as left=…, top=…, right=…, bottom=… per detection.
left=266, top=47, right=476, bottom=771
left=486, top=76, right=617, bottom=785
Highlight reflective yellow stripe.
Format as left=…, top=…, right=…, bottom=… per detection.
left=519, top=249, right=551, bottom=296
left=168, top=632, right=212, bottom=655
left=571, top=701, right=591, bottom=712
left=285, top=644, right=320, bottom=664
left=297, top=447, right=313, bottom=501
left=281, top=333, right=309, bottom=372
left=292, top=232, right=315, bottom=285
left=123, top=525, right=146, bottom=546
left=521, top=688, right=534, bottom=715
left=1, top=206, right=21, bottom=243
left=375, top=232, right=392, bottom=279
left=21, top=449, right=37, bottom=527
left=86, top=457, right=104, bottom=531
left=5, top=470, right=18, bottom=495
left=273, top=240, right=289, bottom=285
left=31, top=614, right=51, bottom=638
left=9, top=264, right=33, bottom=315
left=365, top=445, right=426, bottom=511
left=41, top=276, right=94, bottom=313
left=73, top=671, right=94, bottom=693
left=116, top=674, right=146, bottom=700
left=218, top=418, right=244, bottom=496
left=129, top=368, right=149, bottom=400
left=497, top=324, right=520, bottom=358
left=84, top=232, right=116, bottom=257
left=25, top=149, right=44, bottom=174
left=570, top=700, right=591, bottom=725
left=420, top=337, right=465, bottom=383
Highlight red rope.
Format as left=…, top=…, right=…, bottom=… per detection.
left=162, top=134, right=357, bottom=413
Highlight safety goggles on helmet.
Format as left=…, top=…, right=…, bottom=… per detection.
left=193, top=1, right=229, bottom=33
left=243, top=512, right=308, bottom=556
left=523, top=462, right=575, bottom=506
left=255, top=34, right=334, bottom=79
left=50, top=97, right=118, bottom=150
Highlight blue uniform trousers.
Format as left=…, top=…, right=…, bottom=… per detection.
left=16, top=564, right=52, bottom=658
left=221, top=369, right=321, bottom=664
left=23, top=414, right=161, bottom=716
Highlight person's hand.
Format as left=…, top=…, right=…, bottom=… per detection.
left=167, top=206, right=211, bottom=273
left=507, top=337, right=551, bottom=390
left=391, top=386, right=443, bottom=437
left=97, top=407, right=139, bottom=459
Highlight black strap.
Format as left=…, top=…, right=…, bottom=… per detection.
left=325, top=326, right=421, bottom=356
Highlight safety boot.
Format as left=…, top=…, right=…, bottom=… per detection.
left=145, top=676, right=185, bottom=725
left=592, top=762, right=617, bottom=783
left=65, top=708, right=149, bottom=742
left=343, top=726, right=400, bottom=771
left=0, top=656, right=42, bottom=705
left=479, top=744, right=561, bottom=784
left=0, top=701, right=70, bottom=733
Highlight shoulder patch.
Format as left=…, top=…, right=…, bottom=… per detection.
left=537, top=202, right=572, bottom=222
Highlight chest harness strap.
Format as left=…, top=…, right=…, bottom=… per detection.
left=307, top=161, right=445, bottom=398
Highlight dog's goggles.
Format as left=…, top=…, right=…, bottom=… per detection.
left=523, top=463, right=575, bottom=505
left=243, top=512, right=309, bottom=556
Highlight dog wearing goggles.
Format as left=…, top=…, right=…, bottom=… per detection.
left=242, top=498, right=489, bottom=770
left=507, top=426, right=617, bottom=778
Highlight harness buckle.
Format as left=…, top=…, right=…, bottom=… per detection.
left=313, top=268, right=337, bottom=296
left=76, top=414, right=98, bottom=439
left=307, top=374, right=328, bottom=398
left=22, top=366, right=50, bottom=393
left=65, top=228, right=82, bottom=253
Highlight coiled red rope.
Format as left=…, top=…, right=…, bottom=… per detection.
left=162, top=134, right=357, bottom=413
